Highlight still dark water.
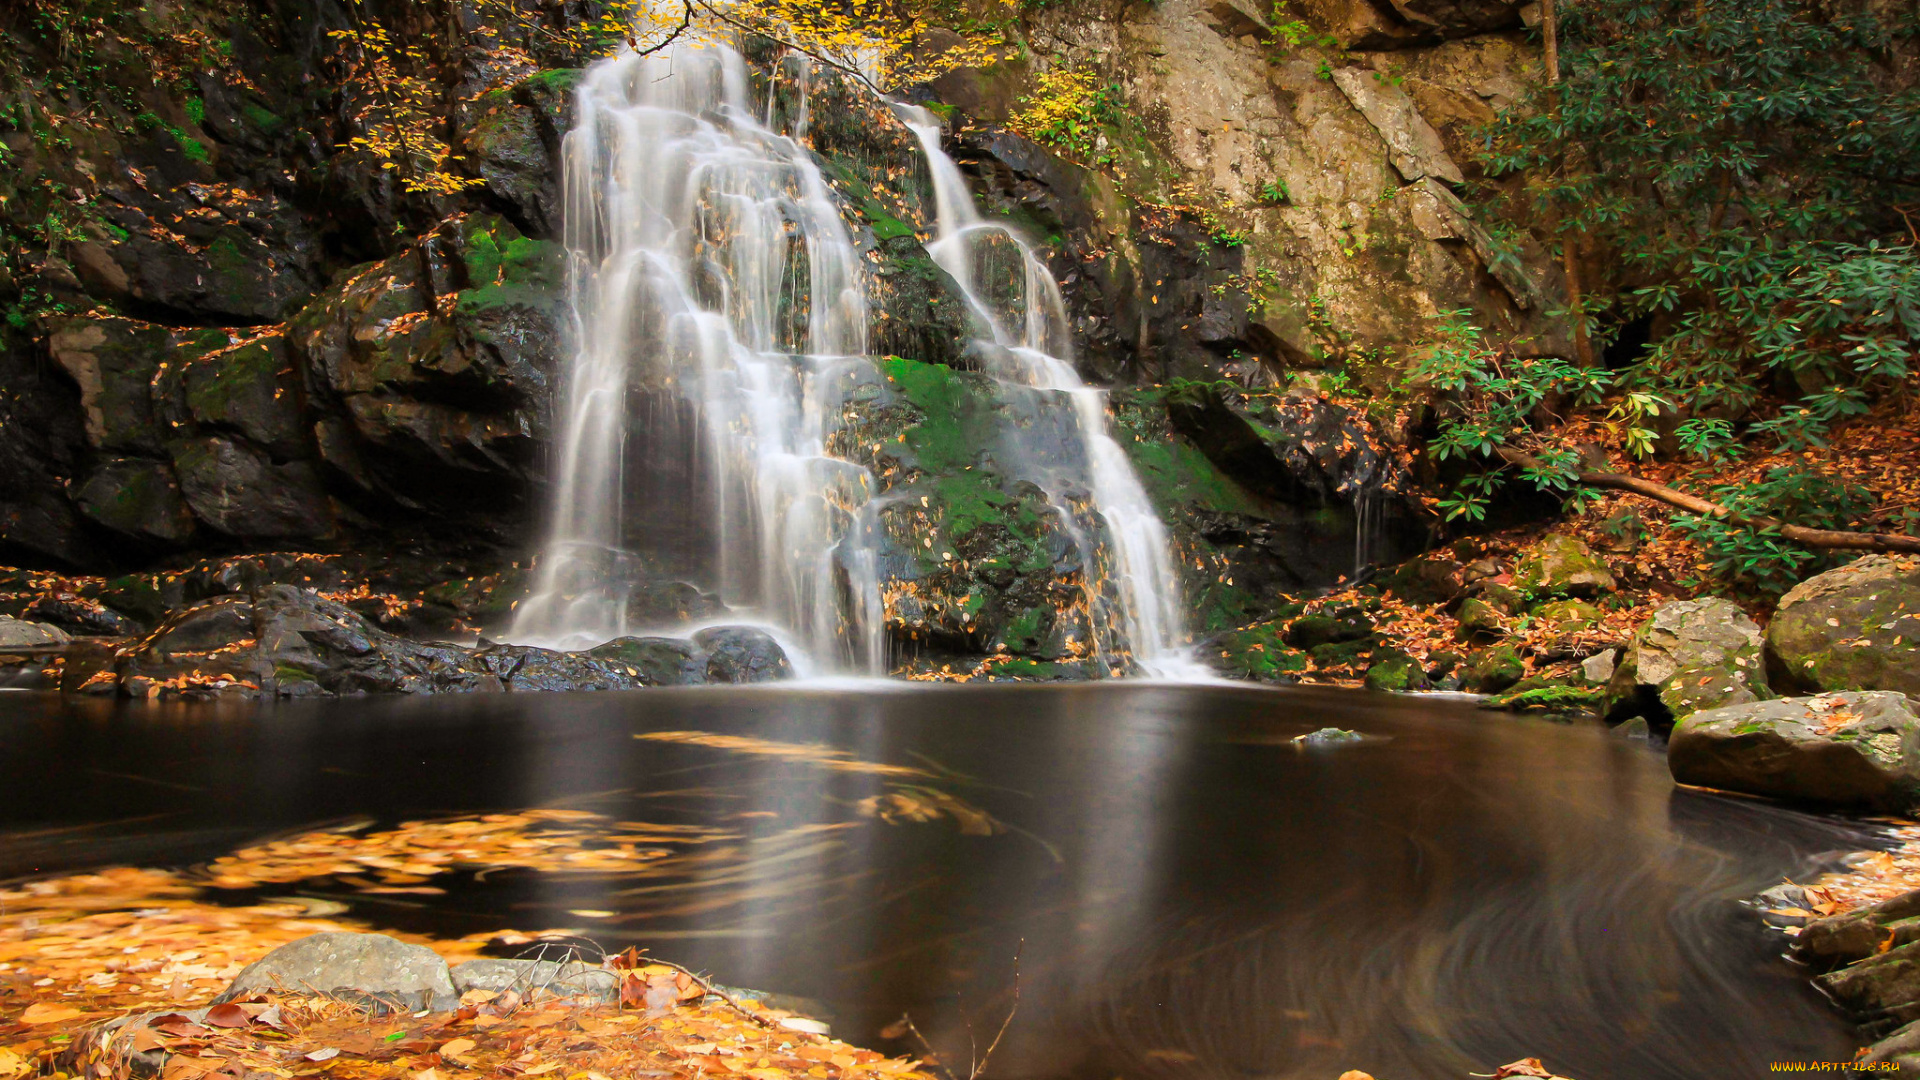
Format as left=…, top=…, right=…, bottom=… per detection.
left=0, top=683, right=1871, bottom=1078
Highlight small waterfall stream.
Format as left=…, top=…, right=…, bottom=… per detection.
left=898, top=111, right=1206, bottom=679
left=513, top=34, right=1201, bottom=678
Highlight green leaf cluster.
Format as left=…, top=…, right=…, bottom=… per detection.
left=1478, top=0, right=1920, bottom=449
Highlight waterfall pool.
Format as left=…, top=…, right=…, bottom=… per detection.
left=0, top=683, right=1864, bottom=1078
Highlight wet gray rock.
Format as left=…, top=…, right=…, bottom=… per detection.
left=72, top=458, right=198, bottom=544
left=470, top=643, right=659, bottom=693
left=1766, top=555, right=1920, bottom=698
left=170, top=437, right=332, bottom=540
left=0, top=616, right=69, bottom=649
left=694, top=626, right=795, bottom=684
left=450, top=958, right=618, bottom=1003
left=1668, top=692, right=1920, bottom=811
left=142, top=595, right=254, bottom=655
left=1604, top=598, right=1770, bottom=726
left=214, top=932, right=457, bottom=1010
left=587, top=637, right=705, bottom=686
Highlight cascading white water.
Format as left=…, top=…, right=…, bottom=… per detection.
left=897, top=110, right=1208, bottom=679
left=513, top=29, right=1202, bottom=679
left=511, top=41, right=886, bottom=673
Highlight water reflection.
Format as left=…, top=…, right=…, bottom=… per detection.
left=0, top=684, right=1873, bottom=1078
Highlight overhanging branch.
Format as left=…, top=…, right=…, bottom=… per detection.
left=1495, top=448, right=1920, bottom=554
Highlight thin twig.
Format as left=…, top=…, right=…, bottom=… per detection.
left=968, top=940, right=1021, bottom=1080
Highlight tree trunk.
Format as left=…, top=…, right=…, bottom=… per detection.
left=1542, top=0, right=1560, bottom=84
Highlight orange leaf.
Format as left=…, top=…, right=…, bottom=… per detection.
left=18, top=1004, right=83, bottom=1026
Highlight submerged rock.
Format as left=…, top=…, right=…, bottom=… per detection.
left=1604, top=598, right=1769, bottom=728
left=215, top=932, right=457, bottom=1011
left=1668, top=691, right=1920, bottom=811
left=1766, top=555, right=1920, bottom=698
left=1293, top=727, right=1365, bottom=745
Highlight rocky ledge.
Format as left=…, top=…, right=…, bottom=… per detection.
left=5, top=584, right=792, bottom=699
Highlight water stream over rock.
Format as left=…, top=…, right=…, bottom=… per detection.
left=512, top=37, right=1201, bottom=678
left=898, top=110, right=1205, bottom=678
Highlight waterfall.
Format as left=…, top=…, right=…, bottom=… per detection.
left=513, top=31, right=1202, bottom=680
left=511, top=41, right=885, bottom=673
left=896, top=110, right=1207, bottom=679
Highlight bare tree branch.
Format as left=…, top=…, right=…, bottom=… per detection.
left=1495, top=447, right=1920, bottom=554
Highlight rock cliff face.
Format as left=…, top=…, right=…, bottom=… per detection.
left=0, top=0, right=1565, bottom=681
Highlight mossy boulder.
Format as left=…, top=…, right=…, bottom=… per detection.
left=1207, top=622, right=1308, bottom=682
left=1363, top=647, right=1431, bottom=692
left=1669, top=691, right=1920, bottom=812
left=1531, top=598, right=1603, bottom=635
left=1475, top=581, right=1526, bottom=615
left=1376, top=556, right=1464, bottom=605
left=1309, top=637, right=1374, bottom=669
left=1604, top=598, right=1769, bottom=726
left=1484, top=675, right=1602, bottom=713
left=461, top=70, right=580, bottom=238
left=1460, top=645, right=1525, bottom=693
left=1513, top=534, right=1616, bottom=599
left=1286, top=608, right=1375, bottom=649
left=1454, top=596, right=1507, bottom=642
left=1766, top=556, right=1920, bottom=698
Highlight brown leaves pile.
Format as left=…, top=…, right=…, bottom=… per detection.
left=54, top=985, right=925, bottom=1080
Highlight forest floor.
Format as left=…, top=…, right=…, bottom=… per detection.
left=1269, top=394, right=1920, bottom=692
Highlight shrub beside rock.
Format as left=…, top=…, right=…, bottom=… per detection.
left=1668, top=691, right=1920, bottom=811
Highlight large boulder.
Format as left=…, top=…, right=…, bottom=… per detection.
left=214, top=932, right=457, bottom=1011
left=1766, top=555, right=1920, bottom=698
left=1668, top=691, right=1920, bottom=811
left=1603, top=598, right=1769, bottom=726
left=693, top=626, right=795, bottom=684
left=1513, top=534, right=1616, bottom=600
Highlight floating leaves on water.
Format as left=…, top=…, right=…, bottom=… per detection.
left=198, top=809, right=735, bottom=890
left=856, top=786, right=1002, bottom=836
left=636, top=731, right=931, bottom=777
